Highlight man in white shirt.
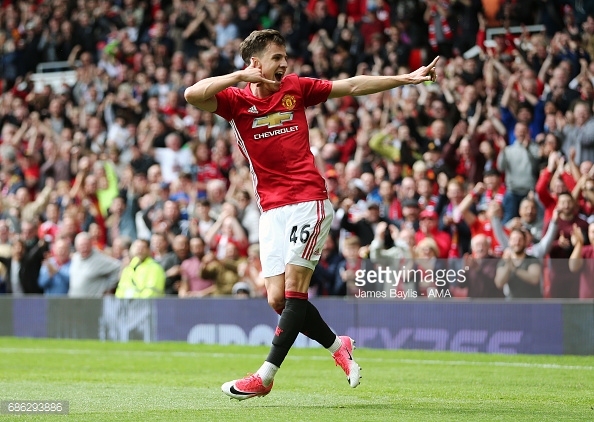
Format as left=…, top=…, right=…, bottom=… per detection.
left=69, top=232, right=122, bottom=297
left=153, top=132, right=193, bottom=183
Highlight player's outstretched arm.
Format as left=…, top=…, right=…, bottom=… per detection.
left=328, top=57, right=439, bottom=99
left=184, top=58, right=276, bottom=112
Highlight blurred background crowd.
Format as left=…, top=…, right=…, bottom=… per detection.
left=1, top=0, right=594, bottom=300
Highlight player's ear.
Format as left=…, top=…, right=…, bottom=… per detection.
left=251, top=57, right=260, bottom=68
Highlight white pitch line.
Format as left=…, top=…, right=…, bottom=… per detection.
left=0, top=347, right=592, bottom=371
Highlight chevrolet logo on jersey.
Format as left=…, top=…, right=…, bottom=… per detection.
left=252, top=112, right=294, bottom=128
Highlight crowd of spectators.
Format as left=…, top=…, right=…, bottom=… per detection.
left=1, top=0, right=594, bottom=300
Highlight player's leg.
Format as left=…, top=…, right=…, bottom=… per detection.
left=263, top=266, right=349, bottom=369
left=247, top=264, right=311, bottom=391
left=281, top=200, right=360, bottom=388
left=221, top=204, right=287, bottom=400
left=284, top=264, right=361, bottom=388
left=221, top=200, right=359, bottom=400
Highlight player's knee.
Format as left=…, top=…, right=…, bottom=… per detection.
left=268, top=296, right=285, bottom=311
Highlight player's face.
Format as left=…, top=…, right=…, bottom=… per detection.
left=257, top=43, right=288, bottom=92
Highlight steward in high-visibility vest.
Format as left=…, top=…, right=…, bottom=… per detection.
left=116, top=240, right=165, bottom=298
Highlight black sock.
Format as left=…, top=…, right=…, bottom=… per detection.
left=301, top=301, right=336, bottom=349
left=273, top=301, right=336, bottom=349
left=266, top=293, right=308, bottom=367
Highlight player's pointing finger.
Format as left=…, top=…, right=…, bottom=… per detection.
left=427, top=56, right=440, bottom=69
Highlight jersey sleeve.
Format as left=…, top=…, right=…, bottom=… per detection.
left=214, top=88, right=234, bottom=121
left=299, top=77, right=333, bottom=108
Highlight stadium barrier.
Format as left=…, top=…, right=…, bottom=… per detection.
left=0, top=297, right=592, bottom=355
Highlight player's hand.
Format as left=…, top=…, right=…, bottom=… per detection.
left=408, top=56, right=439, bottom=84
left=240, top=58, right=277, bottom=85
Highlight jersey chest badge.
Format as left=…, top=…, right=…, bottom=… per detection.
left=281, top=94, right=296, bottom=110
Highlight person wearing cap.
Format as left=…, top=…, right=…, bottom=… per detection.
left=232, top=281, right=251, bottom=298
left=415, top=208, right=452, bottom=259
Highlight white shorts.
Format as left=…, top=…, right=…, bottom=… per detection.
left=259, top=199, right=334, bottom=277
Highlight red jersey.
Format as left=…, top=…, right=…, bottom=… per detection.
left=215, top=74, right=332, bottom=211
left=470, top=217, right=504, bottom=256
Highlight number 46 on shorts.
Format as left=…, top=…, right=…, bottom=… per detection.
left=289, top=225, right=311, bottom=243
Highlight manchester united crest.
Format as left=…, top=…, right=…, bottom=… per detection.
left=281, top=94, right=296, bottom=110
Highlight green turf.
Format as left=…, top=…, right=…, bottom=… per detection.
left=0, top=337, right=592, bottom=421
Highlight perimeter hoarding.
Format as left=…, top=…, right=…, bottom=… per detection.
left=2, top=298, right=592, bottom=355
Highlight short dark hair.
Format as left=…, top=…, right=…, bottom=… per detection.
left=240, top=30, right=286, bottom=65
left=483, top=169, right=501, bottom=178
left=557, top=191, right=573, bottom=202
left=518, top=101, right=534, bottom=115
left=135, top=238, right=150, bottom=248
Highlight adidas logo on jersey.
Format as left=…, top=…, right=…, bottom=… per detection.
left=248, top=105, right=259, bottom=114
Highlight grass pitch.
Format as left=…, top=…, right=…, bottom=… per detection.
left=0, top=337, right=592, bottom=421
